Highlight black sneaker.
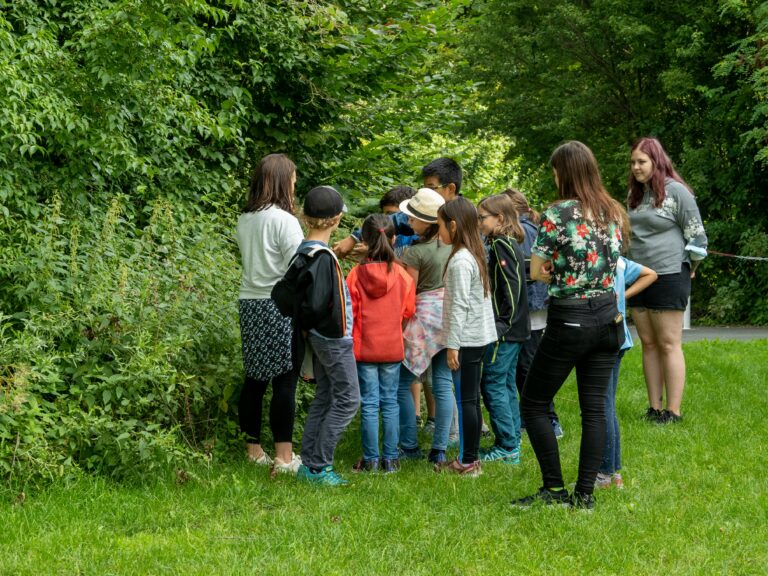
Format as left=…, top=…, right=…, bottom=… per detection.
left=352, top=457, right=379, bottom=472
left=398, top=447, right=424, bottom=460
left=427, top=449, right=447, bottom=465
left=511, top=487, right=570, bottom=508
left=568, top=490, right=595, bottom=510
left=643, top=407, right=663, bottom=422
left=657, top=409, right=683, bottom=424
left=380, top=458, right=400, bottom=473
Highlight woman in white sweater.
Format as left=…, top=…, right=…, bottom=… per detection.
left=436, top=197, right=497, bottom=476
left=236, top=153, right=303, bottom=476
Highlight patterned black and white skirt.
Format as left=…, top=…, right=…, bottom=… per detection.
left=239, top=298, right=293, bottom=381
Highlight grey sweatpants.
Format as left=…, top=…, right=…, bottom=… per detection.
left=300, top=334, right=360, bottom=469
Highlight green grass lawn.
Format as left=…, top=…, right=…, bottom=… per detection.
left=2, top=340, right=767, bottom=575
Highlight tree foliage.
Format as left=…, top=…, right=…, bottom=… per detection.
left=0, top=0, right=496, bottom=489
left=0, top=0, right=462, bottom=211
left=460, top=0, right=768, bottom=321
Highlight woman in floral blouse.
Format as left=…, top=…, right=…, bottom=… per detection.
left=627, top=137, right=707, bottom=424
left=512, top=141, right=625, bottom=510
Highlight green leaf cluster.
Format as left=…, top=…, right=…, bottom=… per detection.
left=459, top=0, right=768, bottom=322
left=0, top=197, right=243, bottom=487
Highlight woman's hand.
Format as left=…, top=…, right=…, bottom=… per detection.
left=447, top=348, right=460, bottom=371
left=539, top=260, right=553, bottom=284
left=530, top=254, right=553, bottom=284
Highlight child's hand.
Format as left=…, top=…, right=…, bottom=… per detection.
left=350, top=242, right=369, bottom=261
left=333, top=236, right=357, bottom=258
left=447, top=348, right=460, bottom=371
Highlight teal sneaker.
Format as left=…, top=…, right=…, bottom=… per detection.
left=297, top=465, right=350, bottom=486
left=296, top=464, right=314, bottom=483
left=480, top=444, right=520, bottom=464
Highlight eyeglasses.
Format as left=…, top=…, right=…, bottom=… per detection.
left=424, top=183, right=447, bottom=191
left=478, top=213, right=493, bottom=222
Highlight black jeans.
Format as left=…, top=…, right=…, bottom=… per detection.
left=455, top=345, right=487, bottom=464
left=239, top=369, right=298, bottom=444
left=521, top=293, right=624, bottom=494
left=516, top=327, right=559, bottom=424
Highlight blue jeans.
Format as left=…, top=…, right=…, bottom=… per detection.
left=600, top=349, right=626, bottom=475
left=301, top=335, right=360, bottom=469
left=481, top=341, right=523, bottom=450
left=357, top=362, right=401, bottom=460
left=398, top=349, right=453, bottom=451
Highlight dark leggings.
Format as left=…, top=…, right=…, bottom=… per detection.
left=239, top=369, right=298, bottom=444
left=456, top=345, right=486, bottom=464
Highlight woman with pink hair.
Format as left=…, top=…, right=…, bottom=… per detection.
left=626, top=138, right=708, bottom=424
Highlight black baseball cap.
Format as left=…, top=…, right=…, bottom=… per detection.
left=304, top=186, right=347, bottom=218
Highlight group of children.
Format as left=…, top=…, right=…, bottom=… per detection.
left=251, top=155, right=656, bottom=492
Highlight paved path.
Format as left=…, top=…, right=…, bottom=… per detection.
left=629, top=326, right=768, bottom=343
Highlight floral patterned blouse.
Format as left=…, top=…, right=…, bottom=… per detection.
left=532, top=199, right=623, bottom=299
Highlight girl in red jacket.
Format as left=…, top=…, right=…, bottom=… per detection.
left=347, top=214, right=416, bottom=473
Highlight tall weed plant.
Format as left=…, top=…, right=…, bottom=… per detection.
left=0, top=194, right=244, bottom=491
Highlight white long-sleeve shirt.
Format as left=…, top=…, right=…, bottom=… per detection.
left=441, top=248, right=497, bottom=350
left=237, top=205, right=303, bottom=299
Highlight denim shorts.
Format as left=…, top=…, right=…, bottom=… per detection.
left=627, top=263, right=691, bottom=311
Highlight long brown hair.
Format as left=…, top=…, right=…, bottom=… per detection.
left=361, top=213, right=396, bottom=270
left=614, top=199, right=631, bottom=254
left=244, top=153, right=296, bottom=214
left=477, top=194, right=524, bottom=242
left=438, top=197, right=491, bottom=297
left=627, top=137, right=692, bottom=209
left=549, top=141, right=623, bottom=226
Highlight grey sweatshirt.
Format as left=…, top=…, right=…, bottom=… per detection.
left=628, top=179, right=707, bottom=275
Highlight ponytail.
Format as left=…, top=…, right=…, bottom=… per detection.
left=361, top=213, right=396, bottom=270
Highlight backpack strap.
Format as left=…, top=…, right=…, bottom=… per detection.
left=306, top=244, right=336, bottom=260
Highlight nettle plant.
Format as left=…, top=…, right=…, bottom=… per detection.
left=0, top=194, right=244, bottom=489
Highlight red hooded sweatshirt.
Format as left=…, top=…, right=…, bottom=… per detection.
left=346, top=261, right=416, bottom=363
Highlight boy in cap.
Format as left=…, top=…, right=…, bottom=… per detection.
left=272, top=186, right=360, bottom=486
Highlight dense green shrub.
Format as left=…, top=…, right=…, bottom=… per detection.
left=696, top=224, right=768, bottom=325
left=0, top=195, right=244, bottom=489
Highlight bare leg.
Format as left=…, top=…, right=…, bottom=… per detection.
left=423, top=368, right=436, bottom=419
left=246, top=442, right=267, bottom=460
left=648, top=310, right=685, bottom=415
left=274, top=442, right=294, bottom=463
left=411, top=380, right=422, bottom=418
left=631, top=308, right=665, bottom=410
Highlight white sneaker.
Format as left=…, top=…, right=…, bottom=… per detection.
left=248, top=452, right=273, bottom=466
left=594, top=472, right=612, bottom=489
left=271, top=453, right=302, bottom=478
